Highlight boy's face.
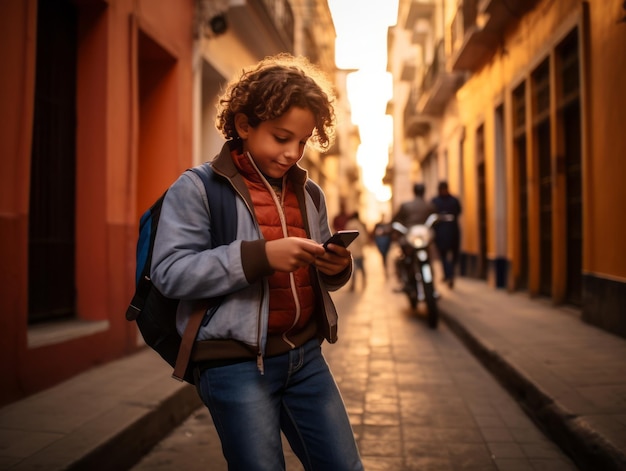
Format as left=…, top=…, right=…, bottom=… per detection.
left=235, top=106, right=315, bottom=178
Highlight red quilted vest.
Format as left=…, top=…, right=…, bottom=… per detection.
left=233, top=151, right=315, bottom=337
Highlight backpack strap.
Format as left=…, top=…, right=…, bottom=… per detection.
left=193, top=165, right=237, bottom=247
left=172, top=164, right=237, bottom=382
left=305, top=179, right=321, bottom=211
left=172, top=301, right=207, bottom=381
left=172, top=170, right=320, bottom=382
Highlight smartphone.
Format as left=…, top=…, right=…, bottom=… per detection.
left=323, top=230, right=360, bottom=250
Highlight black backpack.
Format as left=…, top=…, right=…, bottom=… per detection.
left=126, top=164, right=322, bottom=383
left=125, top=164, right=236, bottom=383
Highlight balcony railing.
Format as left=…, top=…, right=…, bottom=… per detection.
left=404, top=1, right=435, bottom=29
left=401, top=59, right=417, bottom=81
left=421, top=39, right=444, bottom=94
left=260, top=0, right=294, bottom=48
left=227, top=0, right=294, bottom=56
left=404, top=87, right=431, bottom=138
left=449, top=0, right=540, bottom=72
left=417, top=39, right=464, bottom=116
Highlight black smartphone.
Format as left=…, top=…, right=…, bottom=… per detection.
left=323, top=230, right=360, bottom=250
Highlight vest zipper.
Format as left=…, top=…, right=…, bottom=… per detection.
left=264, top=175, right=301, bottom=349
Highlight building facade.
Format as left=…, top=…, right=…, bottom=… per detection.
left=387, top=0, right=626, bottom=338
left=0, top=0, right=348, bottom=406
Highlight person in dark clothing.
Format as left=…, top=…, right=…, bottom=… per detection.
left=391, top=183, right=437, bottom=293
left=431, top=181, right=462, bottom=288
left=372, top=217, right=392, bottom=278
left=332, top=199, right=351, bottom=232
left=345, top=211, right=367, bottom=291
left=392, top=183, right=436, bottom=228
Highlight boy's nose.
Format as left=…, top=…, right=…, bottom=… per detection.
left=285, top=144, right=301, bottom=160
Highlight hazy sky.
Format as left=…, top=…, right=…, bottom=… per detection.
left=327, top=0, right=399, bottom=201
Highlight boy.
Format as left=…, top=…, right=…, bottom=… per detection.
left=151, top=54, right=363, bottom=470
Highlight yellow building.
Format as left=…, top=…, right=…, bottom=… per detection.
left=388, top=0, right=626, bottom=338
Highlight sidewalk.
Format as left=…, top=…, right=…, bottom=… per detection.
left=437, top=277, right=626, bottom=471
left=0, top=349, right=201, bottom=471
left=1, top=274, right=625, bottom=470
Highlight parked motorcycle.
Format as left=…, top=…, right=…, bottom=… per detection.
left=392, top=214, right=452, bottom=328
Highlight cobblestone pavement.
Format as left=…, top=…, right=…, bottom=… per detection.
left=131, top=246, right=577, bottom=471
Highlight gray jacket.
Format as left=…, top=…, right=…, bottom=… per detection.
left=392, top=197, right=436, bottom=227
left=150, top=142, right=350, bottom=362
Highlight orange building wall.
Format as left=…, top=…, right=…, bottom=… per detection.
left=451, top=0, right=626, bottom=335
left=0, top=0, right=38, bottom=404
left=459, top=127, right=478, bottom=254
left=585, top=2, right=626, bottom=279
left=0, top=0, right=195, bottom=406
left=457, top=0, right=626, bottom=283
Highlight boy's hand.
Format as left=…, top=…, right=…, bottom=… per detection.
left=265, top=237, right=325, bottom=272
left=314, top=243, right=352, bottom=275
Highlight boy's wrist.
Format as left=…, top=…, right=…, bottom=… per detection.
left=241, top=239, right=274, bottom=283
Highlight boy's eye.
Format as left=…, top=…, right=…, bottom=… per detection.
left=274, top=135, right=308, bottom=146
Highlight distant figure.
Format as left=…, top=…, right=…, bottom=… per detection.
left=392, top=183, right=437, bottom=228
left=372, top=217, right=392, bottom=278
left=345, top=211, right=367, bottom=291
left=392, top=183, right=437, bottom=291
left=431, top=181, right=462, bottom=288
left=332, top=200, right=351, bottom=232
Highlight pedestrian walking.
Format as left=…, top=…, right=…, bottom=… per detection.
left=345, top=211, right=367, bottom=291
left=372, top=217, right=392, bottom=278
left=332, top=199, right=351, bottom=232
left=431, top=180, right=462, bottom=288
left=150, top=53, right=363, bottom=471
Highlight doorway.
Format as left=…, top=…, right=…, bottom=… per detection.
left=28, top=0, right=78, bottom=323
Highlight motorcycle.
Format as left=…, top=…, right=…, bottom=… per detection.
left=392, top=214, right=453, bottom=329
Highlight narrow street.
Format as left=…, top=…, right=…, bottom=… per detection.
left=131, top=246, right=577, bottom=471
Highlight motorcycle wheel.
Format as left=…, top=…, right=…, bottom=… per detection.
left=422, top=272, right=438, bottom=329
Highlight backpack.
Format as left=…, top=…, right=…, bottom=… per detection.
left=125, top=164, right=322, bottom=384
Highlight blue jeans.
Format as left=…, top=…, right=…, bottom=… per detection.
left=436, top=244, right=459, bottom=280
left=196, top=338, right=363, bottom=471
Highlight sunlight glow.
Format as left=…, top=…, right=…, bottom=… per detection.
left=328, top=0, right=398, bottom=203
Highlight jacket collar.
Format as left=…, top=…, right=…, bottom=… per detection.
left=211, top=140, right=308, bottom=188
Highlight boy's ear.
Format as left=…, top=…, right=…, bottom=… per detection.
left=234, top=113, right=250, bottom=139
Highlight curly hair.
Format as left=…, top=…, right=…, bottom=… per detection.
left=215, top=54, right=336, bottom=152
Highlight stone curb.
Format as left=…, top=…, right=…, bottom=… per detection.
left=66, top=383, right=201, bottom=471
left=441, top=308, right=626, bottom=471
